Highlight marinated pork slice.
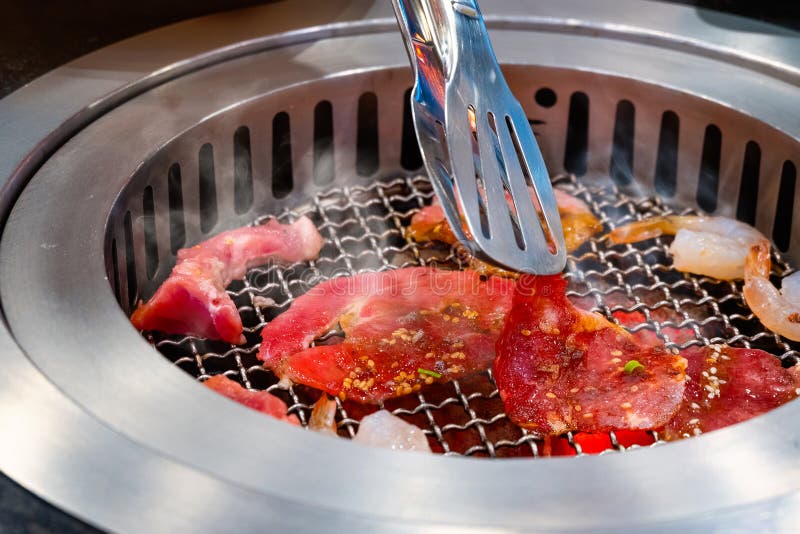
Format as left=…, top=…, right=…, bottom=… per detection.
left=494, top=275, right=687, bottom=435
left=258, top=267, right=515, bottom=403
left=131, top=217, right=323, bottom=344
left=664, top=345, right=800, bottom=439
left=203, top=375, right=300, bottom=425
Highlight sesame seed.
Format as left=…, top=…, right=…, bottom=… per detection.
left=570, top=387, right=579, bottom=393
left=620, top=402, right=632, bottom=409
left=574, top=405, right=582, bottom=412
left=630, top=385, right=638, bottom=392
left=688, top=418, right=699, bottom=425
left=693, top=428, right=702, bottom=436
left=451, top=317, right=460, bottom=323
left=709, top=367, right=717, bottom=375
left=611, top=357, right=622, bottom=364
left=521, top=329, right=532, bottom=336
left=583, top=413, right=594, bottom=418
left=425, top=352, right=434, bottom=359
left=545, top=392, right=557, bottom=399
left=690, top=402, right=700, bottom=410
left=611, top=350, right=623, bottom=357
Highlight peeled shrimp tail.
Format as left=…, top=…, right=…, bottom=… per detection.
left=308, top=395, right=338, bottom=436
left=607, top=216, right=685, bottom=245
left=743, top=239, right=772, bottom=279
left=743, top=240, right=800, bottom=342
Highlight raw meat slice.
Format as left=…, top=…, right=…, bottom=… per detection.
left=494, top=275, right=687, bottom=435
left=258, top=267, right=515, bottom=403
left=131, top=216, right=323, bottom=344
left=664, top=345, right=800, bottom=439
left=203, top=375, right=300, bottom=425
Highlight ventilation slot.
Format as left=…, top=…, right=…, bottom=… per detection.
left=168, top=163, right=185, bottom=254
left=401, top=88, right=423, bottom=170
left=356, top=92, right=380, bottom=176
left=123, top=211, right=137, bottom=308
left=609, top=100, right=635, bottom=187
left=736, top=141, right=761, bottom=226
left=199, top=143, right=218, bottom=233
left=314, top=101, right=335, bottom=185
left=272, top=111, right=293, bottom=198
left=697, top=124, right=721, bottom=213
left=143, top=186, right=158, bottom=280
left=654, top=111, right=679, bottom=198
left=111, top=238, right=120, bottom=302
left=773, top=161, right=796, bottom=252
left=534, top=87, right=557, bottom=108
left=564, top=92, right=589, bottom=176
left=233, top=126, right=254, bottom=213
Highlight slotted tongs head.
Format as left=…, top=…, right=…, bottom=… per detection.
left=391, top=0, right=566, bottom=274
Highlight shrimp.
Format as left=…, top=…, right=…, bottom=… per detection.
left=609, top=215, right=800, bottom=341
left=743, top=241, right=800, bottom=341
left=408, top=188, right=602, bottom=277
left=352, top=410, right=431, bottom=452
left=308, top=395, right=338, bottom=436
left=608, top=215, right=765, bottom=280
left=554, top=189, right=605, bottom=252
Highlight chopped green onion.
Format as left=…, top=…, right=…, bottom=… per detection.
left=418, top=368, right=442, bottom=378
left=624, top=360, right=645, bottom=374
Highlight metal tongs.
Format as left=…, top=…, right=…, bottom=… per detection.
left=391, top=0, right=566, bottom=274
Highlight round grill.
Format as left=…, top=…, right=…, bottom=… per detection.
left=1, top=1, right=800, bottom=531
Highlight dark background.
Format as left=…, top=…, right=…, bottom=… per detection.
left=2, top=0, right=800, bottom=97
left=0, top=0, right=798, bottom=531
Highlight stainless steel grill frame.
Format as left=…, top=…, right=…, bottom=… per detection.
left=2, top=1, right=800, bottom=532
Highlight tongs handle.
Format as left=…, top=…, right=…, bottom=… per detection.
left=390, top=0, right=449, bottom=70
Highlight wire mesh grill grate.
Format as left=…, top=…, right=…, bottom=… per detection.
left=147, top=173, right=800, bottom=458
